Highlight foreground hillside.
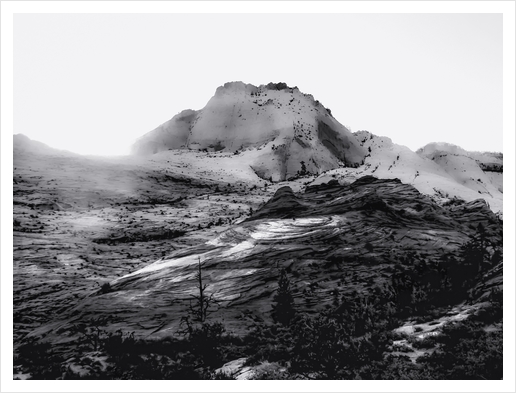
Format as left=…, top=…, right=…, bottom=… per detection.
left=14, top=165, right=503, bottom=379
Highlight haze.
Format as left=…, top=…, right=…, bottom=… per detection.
left=14, top=13, right=502, bottom=156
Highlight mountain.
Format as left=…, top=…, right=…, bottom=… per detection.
left=130, top=82, right=502, bottom=214
left=311, top=131, right=503, bottom=214
left=132, top=82, right=366, bottom=181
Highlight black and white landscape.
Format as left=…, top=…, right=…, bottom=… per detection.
left=5, top=4, right=512, bottom=388
left=12, top=81, right=503, bottom=380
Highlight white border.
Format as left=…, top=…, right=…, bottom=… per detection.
left=1, top=1, right=514, bottom=392
left=1, top=0, right=516, bottom=14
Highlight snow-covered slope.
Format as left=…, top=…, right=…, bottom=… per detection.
left=132, top=82, right=366, bottom=181
left=312, top=132, right=503, bottom=213
left=417, top=142, right=503, bottom=199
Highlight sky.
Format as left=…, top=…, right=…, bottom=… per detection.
left=13, top=12, right=503, bottom=156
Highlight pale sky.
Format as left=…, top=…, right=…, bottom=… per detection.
left=13, top=12, right=502, bottom=156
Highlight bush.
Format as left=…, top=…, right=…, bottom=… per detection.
left=271, top=269, right=296, bottom=326
left=417, top=320, right=502, bottom=379
left=177, top=321, right=227, bottom=368
left=100, top=282, right=112, bottom=294
left=16, top=338, right=64, bottom=379
left=288, top=314, right=392, bottom=379
left=244, top=323, right=293, bottom=365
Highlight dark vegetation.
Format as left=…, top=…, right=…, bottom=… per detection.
left=479, top=162, right=503, bottom=173
left=296, top=161, right=311, bottom=177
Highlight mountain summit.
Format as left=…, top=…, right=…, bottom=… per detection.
left=132, top=82, right=366, bottom=181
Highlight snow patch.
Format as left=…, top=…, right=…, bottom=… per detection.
left=220, top=240, right=255, bottom=258
left=114, top=253, right=207, bottom=282
left=250, top=216, right=340, bottom=240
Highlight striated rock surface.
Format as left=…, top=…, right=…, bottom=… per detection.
left=12, top=141, right=272, bottom=345
left=27, top=175, right=502, bottom=342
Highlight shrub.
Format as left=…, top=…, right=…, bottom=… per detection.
left=271, top=269, right=296, bottom=326
left=15, top=338, right=64, bottom=379
left=100, top=282, right=112, bottom=294
left=289, top=313, right=391, bottom=379
left=417, top=320, right=502, bottom=379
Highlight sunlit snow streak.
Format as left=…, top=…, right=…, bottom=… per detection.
left=115, top=216, right=341, bottom=283
left=114, top=251, right=213, bottom=282
left=250, top=216, right=340, bottom=240
left=216, top=268, right=258, bottom=281
left=219, top=240, right=255, bottom=258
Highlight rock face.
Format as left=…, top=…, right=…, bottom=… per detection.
left=311, top=131, right=503, bottom=214
left=28, top=175, right=502, bottom=342
left=131, top=82, right=366, bottom=181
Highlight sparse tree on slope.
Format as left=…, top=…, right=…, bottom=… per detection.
left=272, top=268, right=296, bottom=326
left=191, top=257, right=216, bottom=323
left=181, top=257, right=218, bottom=336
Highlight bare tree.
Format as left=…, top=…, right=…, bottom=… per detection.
left=180, top=257, right=218, bottom=335
left=192, top=257, right=217, bottom=323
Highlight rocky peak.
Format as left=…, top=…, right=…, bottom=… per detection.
left=132, top=81, right=366, bottom=181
